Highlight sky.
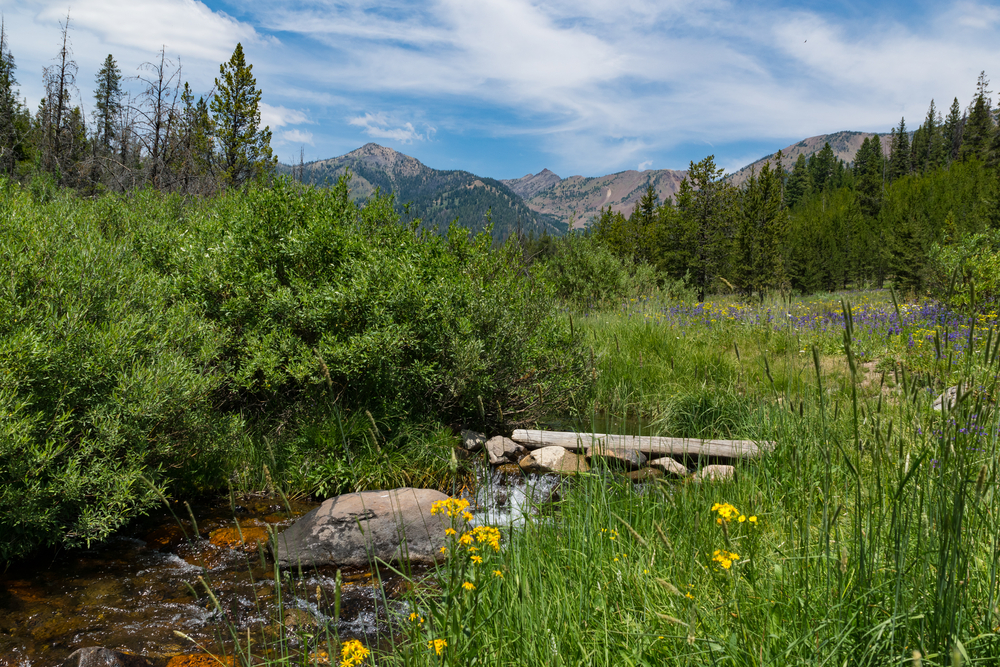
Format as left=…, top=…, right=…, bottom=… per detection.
left=0, top=0, right=998, bottom=179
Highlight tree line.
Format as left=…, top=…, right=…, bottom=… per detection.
left=0, top=15, right=276, bottom=195
left=571, top=72, right=1000, bottom=301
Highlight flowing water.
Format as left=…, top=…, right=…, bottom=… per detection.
left=0, top=468, right=564, bottom=666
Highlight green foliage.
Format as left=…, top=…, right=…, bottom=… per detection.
left=0, top=184, right=234, bottom=561
left=534, top=231, right=662, bottom=308
left=927, top=227, right=1000, bottom=311
left=734, top=161, right=786, bottom=300
left=211, top=43, right=276, bottom=187
left=0, top=176, right=587, bottom=561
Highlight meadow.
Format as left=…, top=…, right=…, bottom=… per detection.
left=193, top=290, right=1000, bottom=666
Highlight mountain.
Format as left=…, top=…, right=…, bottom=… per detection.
left=728, top=131, right=894, bottom=186
left=502, top=168, right=688, bottom=230
left=282, top=144, right=564, bottom=238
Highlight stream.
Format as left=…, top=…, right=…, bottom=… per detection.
left=0, top=466, right=563, bottom=666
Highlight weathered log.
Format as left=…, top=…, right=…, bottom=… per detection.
left=511, top=429, right=772, bottom=460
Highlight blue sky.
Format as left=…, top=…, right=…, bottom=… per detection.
left=1, top=0, right=998, bottom=178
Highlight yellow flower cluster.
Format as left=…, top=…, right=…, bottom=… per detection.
left=409, top=612, right=424, bottom=624
left=431, top=498, right=471, bottom=518
left=712, top=549, right=740, bottom=570
left=428, top=638, right=447, bottom=655
left=601, top=528, right=619, bottom=541
left=340, top=639, right=370, bottom=666
left=711, top=502, right=757, bottom=525
left=470, top=525, right=501, bottom=551
left=462, top=581, right=476, bottom=591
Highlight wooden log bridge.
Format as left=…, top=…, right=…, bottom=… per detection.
left=510, top=429, right=773, bottom=461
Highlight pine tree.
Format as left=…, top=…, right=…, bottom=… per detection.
left=807, top=142, right=836, bottom=192
left=959, top=71, right=993, bottom=162
left=93, top=54, right=122, bottom=153
left=735, top=161, right=786, bottom=300
left=211, top=43, right=275, bottom=187
left=888, top=117, right=910, bottom=181
left=854, top=135, right=885, bottom=219
left=785, top=153, right=811, bottom=208
left=0, top=18, right=29, bottom=177
left=675, top=155, right=736, bottom=301
left=942, top=97, right=963, bottom=164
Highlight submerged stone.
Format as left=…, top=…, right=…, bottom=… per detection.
left=273, top=488, right=451, bottom=568
left=61, top=647, right=152, bottom=667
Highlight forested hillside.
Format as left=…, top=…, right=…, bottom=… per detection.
left=532, top=72, right=1000, bottom=306
left=281, top=143, right=565, bottom=239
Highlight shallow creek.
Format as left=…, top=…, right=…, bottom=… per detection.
left=0, top=469, right=562, bottom=666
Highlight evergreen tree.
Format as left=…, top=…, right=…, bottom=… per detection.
left=674, top=155, right=736, bottom=301
left=854, top=135, right=885, bottom=219
left=959, top=71, right=993, bottom=162
left=943, top=97, right=964, bottom=164
left=0, top=19, right=29, bottom=177
left=735, top=161, right=786, bottom=300
left=93, top=54, right=122, bottom=152
left=807, top=142, right=836, bottom=192
left=211, top=43, right=275, bottom=187
left=888, top=117, right=911, bottom=181
left=785, top=153, right=811, bottom=208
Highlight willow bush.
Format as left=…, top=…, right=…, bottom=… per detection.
left=0, top=177, right=587, bottom=561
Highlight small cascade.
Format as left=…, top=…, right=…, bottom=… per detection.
left=466, top=464, right=566, bottom=527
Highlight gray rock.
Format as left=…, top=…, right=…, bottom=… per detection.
left=933, top=385, right=959, bottom=412
left=625, top=467, right=664, bottom=483
left=519, top=446, right=589, bottom=475
left=587, top=444, right=646, bottom=471
left=273, top=488, right=452, bottom=568
left=461, top=429, right=486, bottom=452
left=648, top=457, right=689, bottom=477
left=694, top=464, right=736, bottom=482
left=486, top=435, right=527, bottom=465
left=61, top=648, right=151, bottom=667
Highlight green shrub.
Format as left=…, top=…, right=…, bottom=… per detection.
left=0, top=177, right=587, bottom=560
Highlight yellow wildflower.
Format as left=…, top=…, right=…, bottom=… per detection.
left=462, top=512, right=474, bottom=523
left=462, top=581, right=476, bottom=591
left=749, top=516, right=758, bottom=524
left=471, top=555, right=483, bottom=565
left=340, top=639, right=369, bottom=666
left=409, top=612, right=424, bottom=624
left=459, top=533, right=474, bottom=546
left=428, top=638, right=447, bottom=655
left=493, top=570, right=503, bottom=578
left=445, top=528, right=456, bottom=536
left=712, top=549, right=740, bottom=570
left=430, top=498, right=471, bottom=518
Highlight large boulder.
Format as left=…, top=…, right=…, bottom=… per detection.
left=587, top=444, right=646, bottom=471
left=486, top=435, right=527, bottom=465
left=273, top=488, right=452, bottom=568
left=61, top=648, right=151, bottom=667
left=519, top=446, right=589, bottom=475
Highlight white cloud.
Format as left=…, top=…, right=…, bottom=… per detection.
left=348, top=112, right=434, bottom=143
left=278, top=129, right=315, bottom=146
left=33, top=0, right=263, bottom=63
left=260, top=103, right=311, bottom=129
left=638, top=160, right=652, bottom=171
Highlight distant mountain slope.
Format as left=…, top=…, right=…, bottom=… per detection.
left=503, top=168, right=687, bottom=230
left=729, top=131, right=894, bottom=186
left=281, top=144, right=564, bottom=238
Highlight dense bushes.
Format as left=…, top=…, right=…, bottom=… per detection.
left=0, top=177, right=586, bottom=561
